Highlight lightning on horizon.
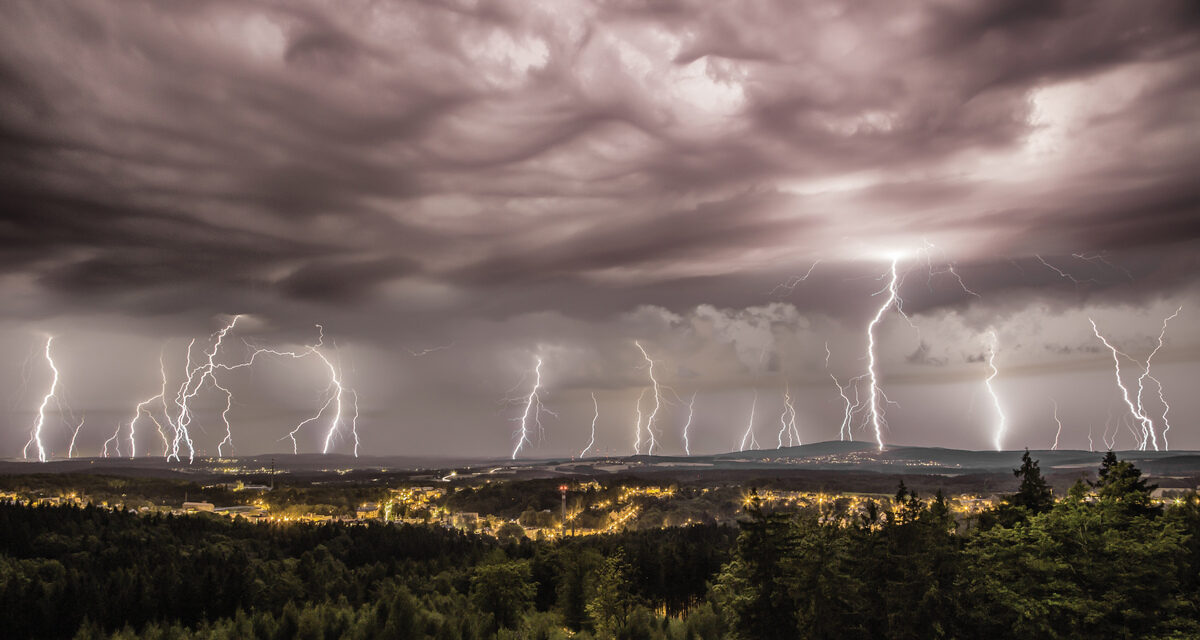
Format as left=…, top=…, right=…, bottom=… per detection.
left=825, top=341, right=858, bottom=442
left=1090, top=318, right=1158, bottom=451
left=681, top=391, right=696, bottom=456
left=68, top=417, right=86, bottom=459
left=580, top=392, right=598, bottom=458
left=863, top=258, right=900, bottom=451
left=984, top=330, right=1007, bottom=452
left=738, top=391, right=759, bottom=452
left=23, top=337, right=61, bottom=463
left=632, top=387, right=647, bottom=455
left=1050, top=400, right=1063, bottom=451
left=511, top=355, right=547, bottom=459
left=634, top=341, right=665, bottom=456
left=1138, top=306, right=1181, bottom=450
left=777, top=384, right=801, bottom=448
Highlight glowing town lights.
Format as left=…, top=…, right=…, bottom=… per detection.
left=984, top=331, right=1006, bottom=452
left=23, top=337, right=60, bottom=463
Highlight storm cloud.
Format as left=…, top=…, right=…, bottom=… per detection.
left=1, top=0, right=1198, bottom=457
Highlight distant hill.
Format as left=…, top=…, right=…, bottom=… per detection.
left=3, top=443, right=1198, bottom=490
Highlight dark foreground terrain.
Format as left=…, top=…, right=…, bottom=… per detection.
left=1, top=451, right=1198, bottom=639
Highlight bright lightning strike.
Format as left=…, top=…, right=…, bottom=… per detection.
left=218, top=324, right=359, bottom=457
left=1090, top=318, right=1158, bottom=451
left=1139, top=306, right=1181, bottom=450
left=23, top=337, right=61, bottom=463
left=777, top=384, right=801, bottom=448
left=983, top=331, right=1007, bottom=451
left=68, top=416, right=86, bottom=459
left=864, top=258, right=900, bottom=451
left=738, top=391, right=759, bottom=452
left=580, top=392, right=598, bottom=458
left=511, top=356, right=547, bottom=459
left=1050, top=400, right=1062, bottom=451
left=681, top=391, right=696, bottom=456
left=167, top=317, right=241, bottom=463
left=631, top=388, right=647, bottom=455
left=108, top=373, right=167, bottom=459
left=634, top=341, right=664, bottom=456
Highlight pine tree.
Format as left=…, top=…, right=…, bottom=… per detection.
left=1008, top=449, right=1054, bottom=515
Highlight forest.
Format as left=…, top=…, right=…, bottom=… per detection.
left=1, top=451, right=1197, bottom=639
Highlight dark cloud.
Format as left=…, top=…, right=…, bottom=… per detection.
left=0, top=0, right=1198, bottom=456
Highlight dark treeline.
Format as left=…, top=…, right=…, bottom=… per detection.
left=0, top=451, right=1197, bottom=639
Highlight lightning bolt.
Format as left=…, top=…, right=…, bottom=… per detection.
left=681, top=391, right=696, bottom=456
left=1102, top=404, right=1116, bottom=451
left=769, top=260, right=821, bottom=296
left=213, top=378, right=235, bottom=457
left=166, top=317, right=240, bottom=463
left=825, top=341, right=857, bottom=442
left=23, top=337, right=61, bottom=463
left=1050, top=400, right=1062, bottom=451
left=1138, top=306, right=1181, bottom=450
left=511, top=355, right=547, bottom=459
left=634, top=341, right=664, bottom=456
left=632, top=388, right=647, bottom=455
left=216, top=324, right=358, bottom=456
left=1090, top=318, right=1158, bottom=451
left=777, top=383, right=800, bottom=448
left=1087, top=423, right=1094, bottom=453
left=1035, top=254, right=1095, bottom=287
left=864, top=258, right=900, bottom=451
left=738, top=391, right=759, bottom=452
left=102, top=423, right=122, bottom=458
left=580, top=392, right=598, bottom=458
left=68, top=416, right=86, bottom=458
left=316, top=346, right=357, bottom=456
left=153, top=356, right=172, bottom=456
left=107, top=370, right=167, bottom=459
left=984, top=331, right=1007, bottom=451
left=918, top=240, right=980, bottom=298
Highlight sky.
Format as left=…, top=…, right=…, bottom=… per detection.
left=1, top=0, right=1199, bottom=460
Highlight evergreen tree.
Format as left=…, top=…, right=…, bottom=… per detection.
left=1009, top=449, right=1054, bottom=514
left=586, top=550, right=638, bottom=637
left=1092, top=454, right=1159, bottom=517
left=711, top=495, right=798, bottom=640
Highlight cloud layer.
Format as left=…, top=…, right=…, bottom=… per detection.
left=1, top=0, right=1198, bottom=456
